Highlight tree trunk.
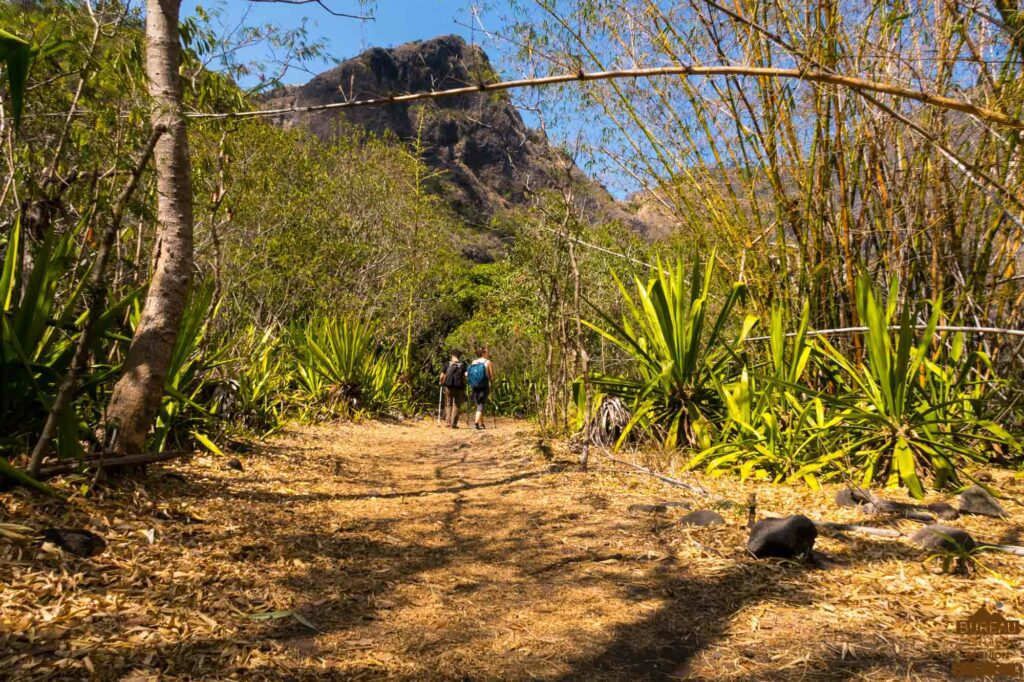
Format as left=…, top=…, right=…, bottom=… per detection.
left=103, top=0, right=193, bottom=454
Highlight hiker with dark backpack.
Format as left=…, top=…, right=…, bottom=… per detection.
left=439, top=351, right=467, bottom=428
left=467, top=346, right=494, bottom=430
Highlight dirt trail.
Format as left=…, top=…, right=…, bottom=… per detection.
left=3, top=419, right=1023, bottom=680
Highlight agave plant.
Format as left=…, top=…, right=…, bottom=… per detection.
left=143, top=283, right=230, bottom=451
left=213, top=325, right=290, bottom=435
left=586, top=252, right=757, bottom=449
left=2, top=220, right=77, bottom=445
left=689, top=301, right=843, bottom=486
left=490, top=371, right=538, bottom=417
left=814, top=275, right=1017, bottom=497
left=291, top=315, right=406, bottom=417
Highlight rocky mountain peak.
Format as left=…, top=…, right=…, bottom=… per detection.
left=264, top=35, right=652, bottom=241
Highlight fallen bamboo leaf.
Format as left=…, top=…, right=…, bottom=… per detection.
left=246, top=610, right=319, bottom=631
left=0, top=522, right=34, bottom=540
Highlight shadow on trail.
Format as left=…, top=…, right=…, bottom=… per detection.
left=328, top=468, right=549, bottom=500
left=22, top=424, right=959, bottom=681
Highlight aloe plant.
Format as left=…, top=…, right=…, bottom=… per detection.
left=2, top=219, right=84, bottom=457
left=290, top=315, right=407, bottom=417
left=142, top=283, right=230, bottom=451
left=689, top=302, right=840, bottom=485
left=814, top=275, right=1017, bottom=497
left=585, top=252, right=757, bottom=448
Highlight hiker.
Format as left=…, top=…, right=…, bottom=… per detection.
left=467, top=346, right=494, bottom=430
left=439, top=350, right=467, bottom=428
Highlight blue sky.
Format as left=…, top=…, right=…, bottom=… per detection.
left=181, top=0, right=513, bottom=87
left=178, top=1, right=633, bottom=196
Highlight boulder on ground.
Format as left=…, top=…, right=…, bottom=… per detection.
left=42, top=528, right=106, bottom=557
left=226, top=457, right=244, bottom=472
left=959, top=485, right=1006, bottom=518
left=924, top=502, right=960, bottom=521
left=835, top=488, right=873, bottom=507
left=679, top=510, right=725, bottom=527
left=747, top=515, right=817, bottom=559
left=911, top=524, right=976, bottom=552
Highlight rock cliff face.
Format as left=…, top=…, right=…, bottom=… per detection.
left=263, top=35, right=649, bottom=238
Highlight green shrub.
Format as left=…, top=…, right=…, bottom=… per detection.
left=585, top=252, right=756, bottom=448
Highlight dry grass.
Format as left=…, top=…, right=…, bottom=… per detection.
left=2, top=418, right=1022, bottom=680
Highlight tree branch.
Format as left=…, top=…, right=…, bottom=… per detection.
left=186, top=64, right=1024, bottom=130
left=248, top=0, right=373, bottom=20
left=28, top=125, right=166, bottom=475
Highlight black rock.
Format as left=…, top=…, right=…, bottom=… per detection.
left=747, top=515, right=817, bottom=559
left=911, top=524, right=977, bottom=552
left=924, top=502, right=960, bottom=521
left=42, top=528, right=106, bottom=558
left=226, top=458, right=244, bottom=472
left=835, top=487, right=873, bottom=507
left=959, top=485, right=1006, bottom=518
left=679, top=510, right=725, bottom=527
left=628, top=503, right=667, bottom=514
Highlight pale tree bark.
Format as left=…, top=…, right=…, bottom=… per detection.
left=104, top=0, right=193, bottom=454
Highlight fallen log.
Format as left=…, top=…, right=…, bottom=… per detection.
left=37, top=450, right=194, bottom=477
left=817, top=522, right=903, bottom=538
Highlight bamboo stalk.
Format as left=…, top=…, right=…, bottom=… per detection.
left=599, top=451, right=708, bottom=495
left=185, top=65, right=1024, bottom=130
left=745, top=324, right=1024, bottom=343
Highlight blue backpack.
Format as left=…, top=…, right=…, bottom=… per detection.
left=467, top=361, right=488, bottom=389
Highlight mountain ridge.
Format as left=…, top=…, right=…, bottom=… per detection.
left=262, top=35, right=656, bottom=250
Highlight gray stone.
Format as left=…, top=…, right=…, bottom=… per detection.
left=959, top=485, right=1006, bottom=518
left=835, top=487, right=873, bottom=507
left=924, top=502, right=960, bottom=521
left=864, top=500, right=935, bottom=522
left=679, top=510, right=725, bottom=527
left=911, top=524, right=977, bottom=552
left=226, top=458, right=244, bottom=472
left=42, top=528, right=106, bottom=558
left=747, top=515, right=817, bottom=559
left=628, top=503, right=667, bottom=514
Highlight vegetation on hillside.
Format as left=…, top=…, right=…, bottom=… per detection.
left=1, top=0, right=1022, bottom=501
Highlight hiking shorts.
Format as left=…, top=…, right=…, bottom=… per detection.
left=471, top=386, right=489, bottom=408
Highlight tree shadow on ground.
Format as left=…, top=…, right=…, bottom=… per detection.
left=8, top=425, right=987, bottom=681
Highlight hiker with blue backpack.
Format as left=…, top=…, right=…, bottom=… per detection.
left=467, top=347, right=494, bottom=430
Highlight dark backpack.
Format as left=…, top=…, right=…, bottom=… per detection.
left=467, top=361, right=489, bottom=389
left=444, top=361, right=466, bottom=389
